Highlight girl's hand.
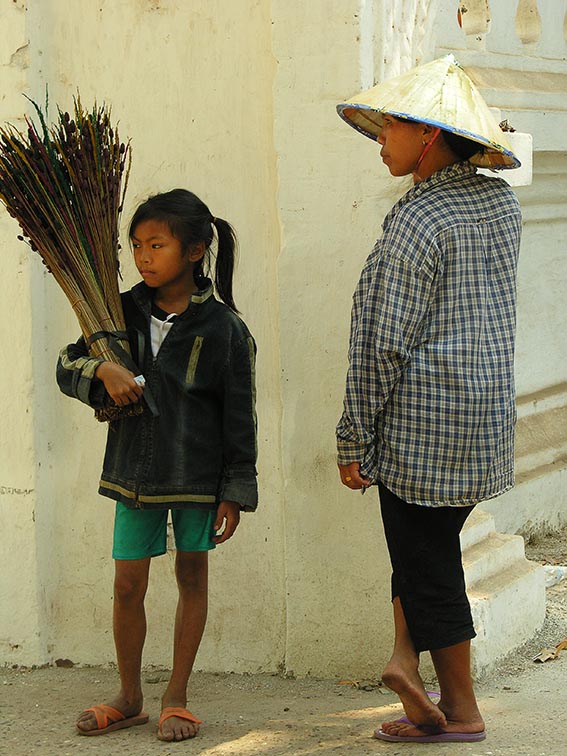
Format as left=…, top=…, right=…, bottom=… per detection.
left=338, top=462, right=371, bottom=490
left=213, top=500, right=241, bottom=544
left=95, top=361, right=144, bottom=406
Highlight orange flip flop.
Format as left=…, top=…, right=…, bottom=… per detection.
left=77, top=703, right=149, bottom=736
left=157, top=707, right=202, bottom=741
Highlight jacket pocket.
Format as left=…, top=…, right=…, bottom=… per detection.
left=185, top=336, right=204, bottom=385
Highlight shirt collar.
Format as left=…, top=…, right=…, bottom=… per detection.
left=383, top=161, right=477, bottom=231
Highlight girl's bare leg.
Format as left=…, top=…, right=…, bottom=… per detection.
left=76, top=558, right=151, bottom=732
left=158, top=550, right=208, bottom=741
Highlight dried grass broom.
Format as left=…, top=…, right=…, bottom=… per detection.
left=0, top=95, right=144, bottom=422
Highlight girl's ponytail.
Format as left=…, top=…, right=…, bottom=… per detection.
left=212, top=217, right=238, bottom=313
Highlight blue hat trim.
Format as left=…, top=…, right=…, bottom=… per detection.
left=336, top=103, right=521, bottom=170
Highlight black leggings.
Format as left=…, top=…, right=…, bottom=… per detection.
left=378, top=482, right=476, bottom=653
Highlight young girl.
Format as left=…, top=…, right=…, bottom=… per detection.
left=57, top=188, right=258, bottom=742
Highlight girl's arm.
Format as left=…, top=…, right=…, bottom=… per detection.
left=219, top=334, right=258, bottom=512
left=94, top=362, right=144, bottom=406
left=56, top=338, right=143, bottom=408
left=56, top=337, right=107, bottom=408
left=212, top=500, right=241, bottom=544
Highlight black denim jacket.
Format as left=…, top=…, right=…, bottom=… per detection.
left=57, top=281, right=258, bottom=511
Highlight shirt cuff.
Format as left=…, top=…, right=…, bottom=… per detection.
left=336, top=438, right=367, bottom=466
left=337, top=439, right=378, bottom=482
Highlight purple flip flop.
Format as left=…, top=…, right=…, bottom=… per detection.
left=374, top=727, right=487, bottom=743
left=375, top=691, right=486, bottom=743
left=425, top=690, right=441, bottom=704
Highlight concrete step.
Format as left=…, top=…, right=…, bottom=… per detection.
left=463, top=531, right=527, bottom=587
left=460, top=507, right=496, bottom=551
left=421, top=505, right=546, bottom=680
left=468, top=557, right=545, bottom=676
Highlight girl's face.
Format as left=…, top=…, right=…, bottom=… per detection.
left=377, top=116, right=425, bottom=176
left=131, top=219, right=201, bottom=291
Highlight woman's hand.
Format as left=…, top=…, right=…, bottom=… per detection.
left=338, top=462, right=371, bottom=490
left=95, top=361, right=144, bottom=406
left=213, top=500, right=241, bottom=544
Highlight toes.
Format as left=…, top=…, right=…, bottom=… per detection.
left=382, top=722, right=422, bottom=738
left=161, top=717, right=199, bottom=741
left=382, top=722, right=403, bottom=735
left=160, top=722, right=175, bottom=741
left=76, top=713, right=96, bottom=732
left=177, top=724, right=190, bottom=741
left=177, top=721, right=198, bottom=740
left=179, top=723, right=191, bottom=740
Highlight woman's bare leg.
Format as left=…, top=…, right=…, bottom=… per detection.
left=381, top=638, right=484, bottom=737
left=380, top=597, right=447, bottom=731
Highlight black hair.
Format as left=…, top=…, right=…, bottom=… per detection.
left=390, top=115, right=483, bottom=161
left=440, top=130, right=483, bottom=161
left=129, top=188, right=238, bottom=312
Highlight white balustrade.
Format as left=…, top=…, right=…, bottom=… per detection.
left=458, top=0, right=491, bottom=37
left=515, top=0, right=543, bottom=45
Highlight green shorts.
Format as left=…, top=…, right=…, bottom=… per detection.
left=112, top=502, right=216, bottom=560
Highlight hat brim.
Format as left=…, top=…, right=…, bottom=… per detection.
left=336, top=104, right=519, bottom=169
left=336, top=55, right=521, bottom=170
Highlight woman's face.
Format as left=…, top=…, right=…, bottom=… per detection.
left=377, top=116, right=426, bottom=176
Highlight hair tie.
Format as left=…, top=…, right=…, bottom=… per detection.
left=211, top=216, right=217, bottom=225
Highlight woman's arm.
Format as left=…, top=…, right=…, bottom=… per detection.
left=337, top=251, right=437, bottom=478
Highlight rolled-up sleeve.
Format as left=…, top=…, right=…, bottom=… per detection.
left=219, top=335, right=259, bottom=511
left=56, top=337, right=107, bottom=408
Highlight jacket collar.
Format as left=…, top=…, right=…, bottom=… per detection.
left=130, top=278, right=215, bottom=317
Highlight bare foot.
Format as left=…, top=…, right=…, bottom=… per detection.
left=380, top=713, right=485, bottom=739
left=76, top=693, right=144, bottom=734
left=158, top=702, right=201, bottom=741
left=381, top=658, right=447, bottom=730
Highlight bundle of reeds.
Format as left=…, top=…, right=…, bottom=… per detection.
left=0, top=96, right=139, bottom=421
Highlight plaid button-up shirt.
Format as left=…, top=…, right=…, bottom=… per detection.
left=337, top=162, right=522, bottom=506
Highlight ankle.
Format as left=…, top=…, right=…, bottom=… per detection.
left=162, top=691, right=187, bottom=709
left=442, top=701, right=483, bottom=723
left=117, top=687, right=144, bottom=707
left=383, top=653, right=419, bottom=677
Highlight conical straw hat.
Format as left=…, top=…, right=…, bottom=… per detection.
left=336, top=54, right=520, bottom=169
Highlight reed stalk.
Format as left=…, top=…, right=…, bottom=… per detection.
left=0, top=95, right=138, bottom=420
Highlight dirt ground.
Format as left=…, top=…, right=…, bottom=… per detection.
left=1, top=527, right=566, bottom=756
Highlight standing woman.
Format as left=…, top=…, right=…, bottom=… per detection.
left=335, top=55, right=522, bottom=744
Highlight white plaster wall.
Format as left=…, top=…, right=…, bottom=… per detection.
left=1, top=0, right=400, bottom=678
left=484, top=468, right=567, bottom=536
left=1, top=0, right=286, bottom=672
left=515, top=177, right=567, bottom=396
left=271, top=0, right=400, bottom=677
left=0, top=0, right=47, bottom=665
left=1, top=0, right=566, bottom=678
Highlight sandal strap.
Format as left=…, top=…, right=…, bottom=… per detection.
left=159, top=706, right=202, bottom=727
left=83, top=704, right=126, bottom=729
